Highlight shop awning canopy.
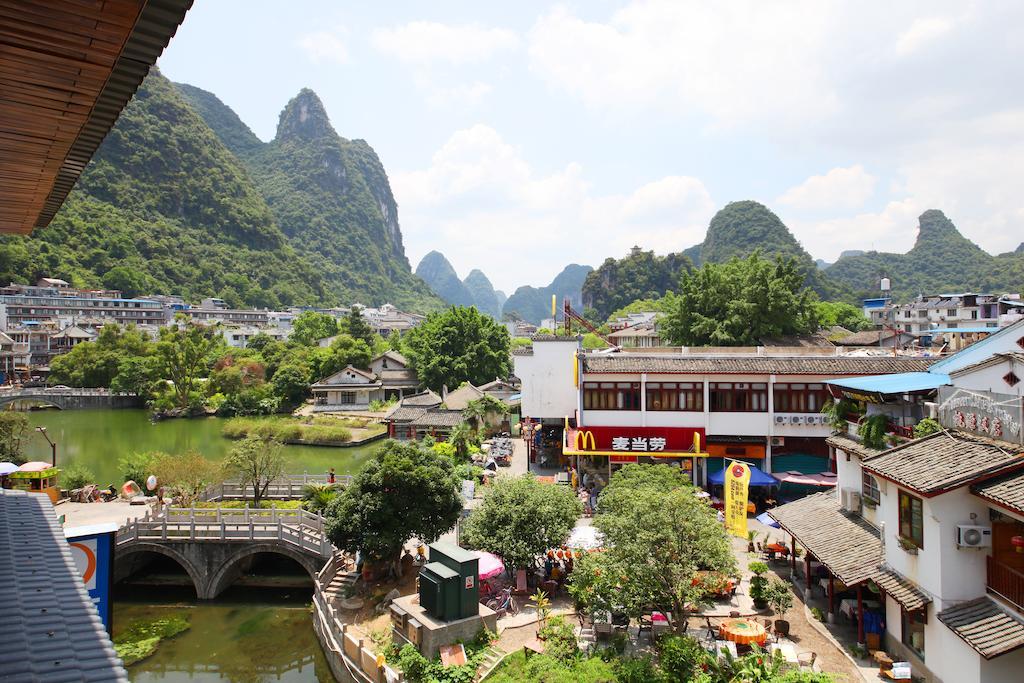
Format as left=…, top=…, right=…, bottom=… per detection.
left=773, top=471, right=837, bottom=487
left=708, top=465, right=779, bottom=487
left=824, top=372, right=949, bottom=395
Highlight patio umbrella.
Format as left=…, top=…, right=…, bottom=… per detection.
left=708, top=464, right=780, bottom=486
left=0, top=462, right=18, bottom=475
left=18, top=461, right=53, bottom=471
left=473, top=551, right=505, bottom=580
left=755, top=512, right=780, bottom=528
left=775, top=470, right=837, bottom=487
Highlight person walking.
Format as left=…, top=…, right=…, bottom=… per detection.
left=327, top=467, right=336, bottom=484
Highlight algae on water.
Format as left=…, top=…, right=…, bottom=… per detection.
left=114, top=615, right=190, bottom=666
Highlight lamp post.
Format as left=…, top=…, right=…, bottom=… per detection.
left=36, top=426, right=56, bottom=467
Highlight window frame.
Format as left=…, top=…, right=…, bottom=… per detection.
left=709, top=382, right=768, bottom=413
left=861, top=471, right=881, bottom=506
left=773, top=382, right=829, bottom=414
left=582, top=381, right=642, bottom=411
left=901, top=608, right=926, bottom=660
left=898, top=490, right=924, bottom=548
left=645, top=381, right=703, bottom=412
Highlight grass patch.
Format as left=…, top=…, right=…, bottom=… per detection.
left=114, top=615, right=190, bottom=666
left=222, top=416, right=374, bottom=444
left=193, top=500, right=303, bottom=510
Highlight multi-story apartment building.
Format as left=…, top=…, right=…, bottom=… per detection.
left=771, top=319, right=1024, bottom=683
left=866, top=293, right=1024, bottom=337
left=0, top=281, right=164, bottom=327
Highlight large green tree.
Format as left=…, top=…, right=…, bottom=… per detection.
left=223, top=435, right=285, bottom=508
left=814, top=301, right=872, bottom=332
left=324, top=441, right=462, bottom=574
left=154, top=323, right=225, bottom=408
left=49, top=324, right=152, bottom=388
left=0, top=412, right=30, bottom=464
left=289, top=311, right=339, bottom=347
left=340, top=305, right=375, bottom=347
left=661, top=252, right=818, bottom=346
left=462, top=475, right=581, bottom=569
left=567, top=464, right=735, bottom=632
left=402, top=306, right=512, bottom=393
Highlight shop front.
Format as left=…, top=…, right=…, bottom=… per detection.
left=704, top=438, right=766, bottom=485
left=563, top=425, right=707, bottom=483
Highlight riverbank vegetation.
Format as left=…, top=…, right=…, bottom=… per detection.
left=221, top=415, right=383, bottom=445
left=0, top=412, right=30, bottom=464
left=114, top=614, right=190, bottom=666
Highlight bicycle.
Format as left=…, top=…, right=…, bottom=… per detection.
left=485, top=587, right=520, bottom=616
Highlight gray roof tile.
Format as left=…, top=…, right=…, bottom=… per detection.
left=582, top=354, right=935, bottom=375
left=938, top=597, right=1024, bottom=659
left=972, top=469, right=1024, bottom=516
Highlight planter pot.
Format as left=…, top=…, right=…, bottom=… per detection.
left=753, top=599, right=768, bottom=610
left=748, top=543, right=755, bottom=552
left=774, top=619, right=790, bottom=637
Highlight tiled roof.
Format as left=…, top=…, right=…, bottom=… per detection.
left=410, top=410, right=466, bottom=428
left=0, top=490, right=128, bottom=681
left=938, top=597, right=1024, bottom=659
left=768, top=491, right=882, bottom=586
left=862, top=431, right=1024, bottom=495
left=768, top=491, right=931, bottom=611
left=373, top=350, right=409, bottom=366
left=581, top=354, right=935, bottom=375
left=386, top=407, right=428, bottom=422
left=972, top=469, right=1024, bottom=516
left=826, top=434, right=884, bottom=461
left=833, top=329, right=906, bottom=346
left=399, top=389, right=442, bottom=407
left=511, top=347, right=533, bottom=356
left=531, top=335, right=580, bottom=342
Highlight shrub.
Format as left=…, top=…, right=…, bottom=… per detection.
left=537, top=616, right=579, bottom=662
left=913, top=417, right=942, bottom=439
left=614, top=655, right=664, bottom=683
left=766, top=579, right=794, bottom=618
left=61, top=462, right=95, bottom=490
left=657, top=634, right=708, bottom=682
left=119, top=451, right=156, bottom=484
left=811, top=606, right=825, bottom=621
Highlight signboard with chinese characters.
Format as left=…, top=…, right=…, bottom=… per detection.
left=724, top=461, right=751, bottom=538
left=937, top=387, right=1023, bottom=444
left=571, top=426, right=705, bottom=455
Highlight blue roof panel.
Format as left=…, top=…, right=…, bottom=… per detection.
left=824, top=372, right=949, bottom=394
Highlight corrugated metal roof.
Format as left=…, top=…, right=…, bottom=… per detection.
left=0, top=490, right=128, bottom=681
left=862, top=431, right=1024, bottom=495
left=938, top=597, right=1024, bottom=659
left=824, top=372, right=949, bottom=394
left=582, top=354, right=935, bottom=375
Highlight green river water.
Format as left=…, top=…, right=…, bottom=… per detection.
left=20, top=408, right=381, bottom=682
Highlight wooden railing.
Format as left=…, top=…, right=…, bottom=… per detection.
left=116, top=506, right=332, bottom=558
left=200, top=474, right=352, bottom=502
left=987, top=556, right=1024, bottom=612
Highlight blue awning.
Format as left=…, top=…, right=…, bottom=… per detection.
left=708, top=464, right=780, bottom=487
left=824, top=372, right=949, bottom=395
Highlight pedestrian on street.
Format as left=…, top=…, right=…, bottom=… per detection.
left=327, top=467, right=336, bottom=484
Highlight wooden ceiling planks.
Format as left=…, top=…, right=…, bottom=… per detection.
left=0, top=0, right=192, bottom=234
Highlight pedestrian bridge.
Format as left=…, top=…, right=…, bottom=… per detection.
left=115, top=507, right=334, bottom=599
left=0, top=387, right=142, bottom=410
left=200, top=473, right=352, bottom=502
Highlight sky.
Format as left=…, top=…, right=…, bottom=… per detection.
left=157, top=1, right=1024, bottom=294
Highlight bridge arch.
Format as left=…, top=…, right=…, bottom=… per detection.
left=205, top=543, right=321, bottom=600
left=115, top=542, right=203, bottom=597
left=0, top=394, right=65, bottom=409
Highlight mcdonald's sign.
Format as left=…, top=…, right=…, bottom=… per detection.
left=565, top=426, right=705, bottom=455
left=574, top=430, right=596, bottom=451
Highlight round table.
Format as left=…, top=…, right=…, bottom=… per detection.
left=719, top=618, right=767, bottom=645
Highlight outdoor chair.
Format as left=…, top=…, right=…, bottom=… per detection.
left=798, top=651, right=817, bottom=671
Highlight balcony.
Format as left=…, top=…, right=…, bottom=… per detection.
left=987, top=556, right=1024, bottom=614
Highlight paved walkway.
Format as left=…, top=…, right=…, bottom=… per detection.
left=56, top=499, right=151, bottom=529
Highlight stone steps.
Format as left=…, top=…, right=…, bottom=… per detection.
left=476, top=646, right=506, bottom=680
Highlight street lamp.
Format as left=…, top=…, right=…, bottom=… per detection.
left=36, top=426, right=56, bottom=467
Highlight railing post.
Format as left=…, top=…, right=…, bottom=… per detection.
left=162, top=516, right=167, bottom=541
left=190, top=507, right=195, bottom=541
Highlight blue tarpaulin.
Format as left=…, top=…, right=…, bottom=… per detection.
left=755, top=512, right=780, bottom=528
left=708, top=464, right=780, bottom=486
left=823, top=372, right=949, bottom=395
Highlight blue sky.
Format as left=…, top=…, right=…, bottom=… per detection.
left=158, top=1, right=1024, bottom=293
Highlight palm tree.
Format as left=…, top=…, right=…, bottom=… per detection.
left=301, top=482, right=339, bottom=514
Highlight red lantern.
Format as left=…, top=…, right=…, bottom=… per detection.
left=1012, top=536, right=1024, bottom=553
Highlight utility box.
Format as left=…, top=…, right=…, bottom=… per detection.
left=417, top=542, right=479, bottom=621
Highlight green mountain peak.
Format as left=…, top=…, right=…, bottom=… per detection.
left=275, top=88, right=336, bottom=142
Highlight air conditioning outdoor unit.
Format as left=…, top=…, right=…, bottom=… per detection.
left=791, top=416, right=806, bottom=425
left=775, top=415, right=789, bottom=425
left=847, top=491, right=862, bottom=514
left=771, top=437, right=785, bottom=447
left=957, top=525, right=992, bottom=548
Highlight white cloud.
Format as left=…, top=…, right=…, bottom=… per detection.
left=371, top=22, right=519, bottom=64
left=297, top=29, right=350, bottom=65
left=394, top=126, right=714, bottom=291
left=785, top=199, right=924, bottom=262
left=778, top=165, right=877, bottom=211
left=895, top=16, right=957, bottom=56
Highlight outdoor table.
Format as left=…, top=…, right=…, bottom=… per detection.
left=770, top=642, right=799, bottom=668
left=719, top=618, right=768, bottom=646
left=711, top=640, right=738, bottom=660
left=839, top=598, right=880, bottom=620
left=765, top=543, right=788, bottom=555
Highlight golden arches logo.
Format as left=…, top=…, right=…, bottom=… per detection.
left=575, top=430, right=596, bottom=451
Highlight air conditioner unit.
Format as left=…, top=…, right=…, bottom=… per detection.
left=775, top=415, right=788, bottom=425
left=847, top=491, right=862, bottom=514
left=771, top=437, right=785, bottom=447
left=791, top=416, right=806, bottom=425
left=957, top=525, right=992, bottom=548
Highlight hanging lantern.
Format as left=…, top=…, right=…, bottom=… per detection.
left=1012, top=536, right=1024, bottom=553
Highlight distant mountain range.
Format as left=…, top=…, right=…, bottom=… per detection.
left=0, top=70, right=443, bottom=311
left=415, top=251, right=591, bottom=325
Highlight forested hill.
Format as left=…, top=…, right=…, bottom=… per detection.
left=582, top=201, right=848, bottom=320
left=463, top=269, right=503, bottom=319
left=415, top=251, right=476, bottom=308
left=824, top=210, right=1024, bottom=299
left=503, top=263, right=593, bottom=324
left=181, top=84, right=443, bottom=311
left=0, top=71, right=326, bottom=306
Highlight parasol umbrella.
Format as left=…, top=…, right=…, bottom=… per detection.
left=473, top=551, right=505, bottom=580
left=0, top=462, right=19, bottom=475
left=18, top=461, right=53, bottom=471
left=708, top=464, right=779, bottom=486
left=755, top=512, right=780, bottom=528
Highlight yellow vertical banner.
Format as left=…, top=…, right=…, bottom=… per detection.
left=724, top=460, right=751, bottom=538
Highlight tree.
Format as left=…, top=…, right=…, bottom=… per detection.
left=324, top=441, right=462, bottom=574
left=814, top=301, right=872, bottom=332
left=154, top=323, right=223, bottom=409
left=290, top=311, right=339, bottom=347
left=271, top=362, right=311, bottom=407
left=110, top=356, right=158, bottom=397
left=661, top=252, right=818, bottom=346
left=0, top=412, right=30, bottom=464
left=102, top=265, right=152, bottom=298
left=463, top=395, right=509, bottom=434
left=402, top=306, right=512, bottom=393
left=223, top=435, right=285, bottom=508
left=340, top=305, right=375, bottom=347
left=462, top=475, right=582, bottom=569
left=567, top=464, right=735, bottom=632
left=319, top=334, right=372, bottom=377
left=445, top=422, right=478, bottom=460
left=151, top=451, right=223, bottom=506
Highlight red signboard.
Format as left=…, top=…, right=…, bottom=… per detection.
left=571, top=426, right=704, bottom=454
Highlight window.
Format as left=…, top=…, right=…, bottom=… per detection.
left=899, top=490, right=924, bottom=548
left=646, top=382, right=703, bottom=411
left=901, top=609, right=926, bottom=660
left=582, top=382, right=641, bottom=411
left=947, top=309, right=956, bottom=317
left=339, top=391, right=357, bottom=404
left=773, top=383, right=829, bottom=413
left=971, top=310, right=978, bottom=319
left=862, top=471, right=880, bottom=505
left=1004, top=372, right=1020, bottom=388
left=709, top=382, right=767, bottom=412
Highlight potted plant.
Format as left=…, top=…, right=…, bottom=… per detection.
left=766, top=579, right=794, bottom=637
left=897, top=536, right=919, bottom=555
left=748, top=561, right=770, bottom=610
left=747, top=530, right=758, bottom=553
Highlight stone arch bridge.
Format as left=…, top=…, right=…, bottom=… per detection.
left=115, top=507, right=333, bottom=599
left=0, top=387, right=142, bottom=410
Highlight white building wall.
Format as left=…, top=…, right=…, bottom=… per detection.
left=982, top=647, right=1024, bottom=683
left=950, top=358, right=1024, bottom=395
left=929, top=621, right=982, bottom=683
left=513, top=340, right=580, bottom=420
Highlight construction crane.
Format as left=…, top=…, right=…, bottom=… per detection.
left=562, top=297, right=616, bottom=347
